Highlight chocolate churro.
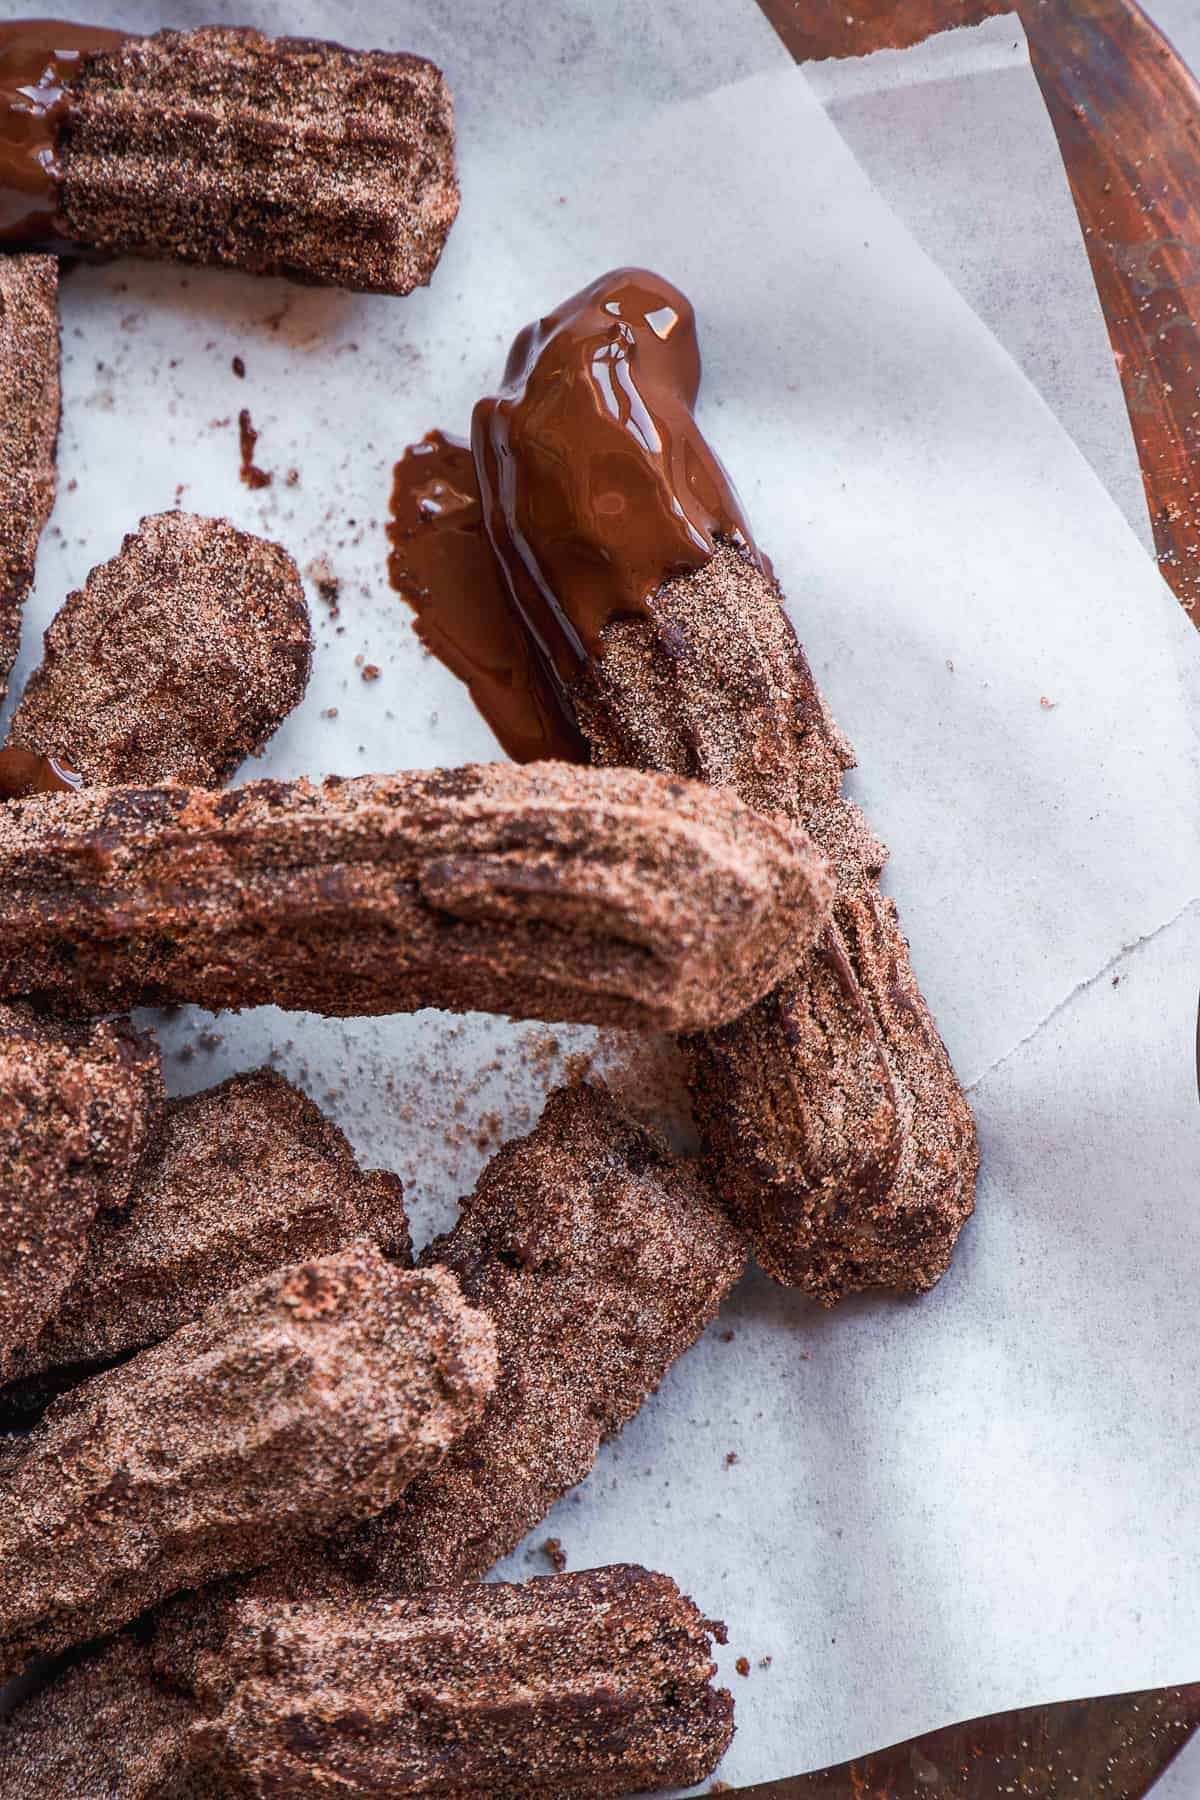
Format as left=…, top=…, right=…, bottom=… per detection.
left=8, top=1068, right=410, bottom=1385
left=390, top=268, right=977, bottom=1302
left=8, top=512, right=312, bottom=787
left=0, top=1565, right=733, bottom=1798
left=0, top=1005, right=160, bottom=1380
left=333, top=1082, right=746, bottom=1590
left=0, top=254, right=58, bottom=704
left=0, top=761, right=832, bottom=1031
left=0, top=1244, right=496, bottom=1677
left=0, top=24, right=458, bottom=294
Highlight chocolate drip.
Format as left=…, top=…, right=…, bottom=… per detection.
left=0, top=745, right=81, bottom=798
left=0, top=20, right=126, bottom=249
left=388, top=269, right=759, bottom=759
left=387, top=432, right=583, bottom=763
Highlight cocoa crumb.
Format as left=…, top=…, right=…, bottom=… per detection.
left=305, top=557, right=340, bottom=609
left=541, top=1537, right=567, bottom=1572
left=362, top=664, right=381, bottom=682
left=735, top=1657, right=750, bottom=1677
left=231, top=355, right=246, bottom=378
left=237, top=409, right=271, bottom=489
left=724, top=1451, right=738, bottom=1466
left=719, top=1329, right=735, bottom=1344
left=759, top=1655, right=772, bottom=1669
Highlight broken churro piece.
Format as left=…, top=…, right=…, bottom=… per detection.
left=0, top=1244, right=496, bottom=1678
left=0, top=761, right=833, bottom=1031
left=8, top=512, right=312, bottom=786
left=394, top=268, right=977, bottom=1302
left=0, top=1005, right=160, bottom=1380
left=8, top=1068, right=410, bottom=1384
left=0, top=1566, right=733, bottom=1799
left=332, top=1083, right=746, bottom=1589
left=0, top=255, right=58, bottom=705
left=0, top=24, right=458, bottom=294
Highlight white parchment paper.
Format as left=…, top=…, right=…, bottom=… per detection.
left=805, top=15, right=1154, bottom=551
left=2, top=2, right=1199, bottom=1786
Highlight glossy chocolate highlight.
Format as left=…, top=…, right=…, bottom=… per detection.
left=0, top=20, right=125, bottom=248
left=0, top=745, right=81, bottom=798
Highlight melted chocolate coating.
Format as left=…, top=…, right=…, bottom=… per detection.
left=0, top=745, right=79, bottom=797
left=0, top=20, right=126, bottom=248
left=388, top=431, right=581, bottom=762
left=473, top=267, right=759, bottom=709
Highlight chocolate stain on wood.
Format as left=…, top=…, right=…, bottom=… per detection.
left=726, top=1682, right=1200, bottom=1796
left=756, top=0, right=1200, bottom=624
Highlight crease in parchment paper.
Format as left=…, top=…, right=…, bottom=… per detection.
left=966, top=892, right=1200, bottom=1093
left=0, top=5, right=1197, bottom=1787
left=805, top=15, right=1154, bottom=551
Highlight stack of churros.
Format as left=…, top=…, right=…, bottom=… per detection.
left=0, top=22, right=977, bottom=1796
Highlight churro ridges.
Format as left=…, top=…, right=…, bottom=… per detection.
left=62, top=26, right=459, bottom=294
left=8, top=511, right=312, bottom=787
left=8, top=1068, right=411, bottom=1385
left=0, top=1005, right=161, bottom=1380
left=0, top=1566, right=732, bottom=1799
left=336, top=1082, right=746, bottom=1590
left=0, top=761, right=832, bottom=1031
left=0, top=1244, right=496, bottom=1677
left=0, top=255, right=58, bottom=705
left=180, top=1566, right=734, bottom=1798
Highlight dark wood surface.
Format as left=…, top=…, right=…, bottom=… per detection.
left=729, top=1683, right=1200, bottom=1796
left=741, top=2, right=1200, bottom=1789
left=756, top=0, right=1200, bottom=626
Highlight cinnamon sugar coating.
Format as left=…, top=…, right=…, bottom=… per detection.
left=0, top=761, right=832, bottom=1032
left=0, top=1566, right=732, bottom=1799
left=8, top=512, right=312, bottom=787
left=0, top=1245, right=497, bottom=1677
left=332, top=1082, right=746, bottom=1590
left=0, top=256, right=59, bottom=705
left=0, top=1637, right=196, bottom=1800
left=0, top=1005, right=160, bottom=1380
left=55, top=28, right=458, bottom=295
left=574, top=545, right=978, bottom=1301
left=8, top=1068, right=410, bottom=1384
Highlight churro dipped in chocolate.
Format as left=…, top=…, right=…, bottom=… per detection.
left=0, top=1566, right=733, bottom=1799
left=0, top=1243, right=496, bottom=1678
left=7, top=512, right=312, bottom=787
left=390, top=268, right=977, bottom=1302
left=0, top=1004, right=160, bottom=1380
left=0, top=25, right=458, bottom=294
left=7, top=1068, right=410, bottom=1386
left=329, top=1082, right=745, bottom=1590
left=0, top=760, right=833, bottom=1031
left=0, top=254, right=58, bottom=704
